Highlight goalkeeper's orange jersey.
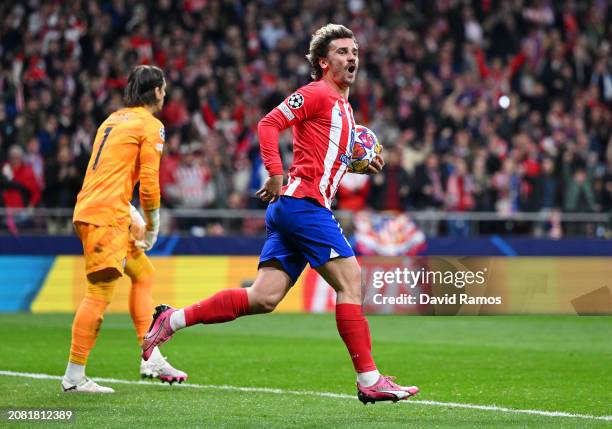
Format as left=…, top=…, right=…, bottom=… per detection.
left=73, top=106, right=164, bottom=228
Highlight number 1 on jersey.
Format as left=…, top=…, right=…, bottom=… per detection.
left=92, top=126, right=113, bottom=170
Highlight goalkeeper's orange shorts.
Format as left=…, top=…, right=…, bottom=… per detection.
left=74, top=221, right=130, bottom=276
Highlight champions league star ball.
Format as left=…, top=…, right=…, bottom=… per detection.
left=347, top=125, right=383, bottom=174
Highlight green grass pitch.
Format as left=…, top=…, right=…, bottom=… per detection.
left=0, top=313, right=610, bottom=428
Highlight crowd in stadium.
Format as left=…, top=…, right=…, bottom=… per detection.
left=0, top=0, right=611, bottom=234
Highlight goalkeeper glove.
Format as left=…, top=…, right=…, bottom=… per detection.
left=134, top=208, right=160, bottom=251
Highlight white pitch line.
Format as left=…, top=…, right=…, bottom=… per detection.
left=1, top=370, right=610, bottom=422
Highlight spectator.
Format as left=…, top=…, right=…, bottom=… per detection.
left=492, top=158, right=521, bottom=215
left=564, top=167, right=597, bottom=213
left=412, top=153, right=446, bottom=210
left=1, top=145, right=41, bottom=209
left=161, top=88, right=189, bottom=132
left=563, top=163, right=598, bottom=236
left=445, top=157, right=475, bottom=236
left=43, top=144, right=81, bottom=208
left=369, top=146, right=410, bottom=211
left=164, top=144, right=215, bottom=210
left=472, top=153, right=494, bottom=212
left=532, top=157, right=559, bottom=211
left=1, top=145, right=41, bottom=233
left=25, top=137, right=44, bottom=189
left=446, top=157, right=475, bottom=212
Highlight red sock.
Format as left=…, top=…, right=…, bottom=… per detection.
left=336, top=303, right=377, bottom=372
left=184, top=288, right=249, bottom=325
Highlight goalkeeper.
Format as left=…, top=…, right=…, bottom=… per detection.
left=62, top=65, right=186, bottom=393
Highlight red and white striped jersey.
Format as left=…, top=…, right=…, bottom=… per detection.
left=258, top=80, right=356, bottom=209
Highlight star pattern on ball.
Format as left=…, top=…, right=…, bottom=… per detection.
left=287, top=92, right=304, bottom=109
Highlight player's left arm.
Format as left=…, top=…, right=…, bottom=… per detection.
left=136, top=119, right=164, bottom=250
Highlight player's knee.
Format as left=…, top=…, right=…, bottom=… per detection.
left=127, top=252, right=155, bottom=279
left=260, top=296, right=280, bottom=313
left=87, top=267, right=121, bottom=284
left=254, top=294, right=281, bottom=313
left=248, top=264, right=292, bottom=313
left=248, top=289, right=282, bottom=314
left=339, top=270, right=363, bottom=300
left=343, top=286, right=362, bottom=303
left=86, top=268, right=120, bottom=303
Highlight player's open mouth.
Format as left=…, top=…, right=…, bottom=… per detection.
left=347, top=65, right=356, bottom=73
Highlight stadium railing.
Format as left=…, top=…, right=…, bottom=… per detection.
left=0, top=208, right=609, bottom=237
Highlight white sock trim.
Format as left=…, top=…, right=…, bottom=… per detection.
left=357, top=369, right=381, bottom=387
left=169, top=309, right=186, bottom=331
left=147, top=346, right=164, bottom=363
left=64, top=362, right=85, bottom=384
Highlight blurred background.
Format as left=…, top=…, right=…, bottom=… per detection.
left=0, top=0, right=610, bottom=239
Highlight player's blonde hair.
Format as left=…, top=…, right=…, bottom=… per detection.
left=306, top=24, right=356, bottom=81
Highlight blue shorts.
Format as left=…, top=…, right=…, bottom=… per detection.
left=259, top=196, right=355, bottom=283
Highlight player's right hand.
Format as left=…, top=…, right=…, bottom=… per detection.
left=256, top=175, right=283, bottom=203
left=135, top=208, right=160, bottom=251
left=366, top=154, right=385, bottom=175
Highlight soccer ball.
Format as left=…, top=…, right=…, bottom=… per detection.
left=347, top=125, right=383, bottom=174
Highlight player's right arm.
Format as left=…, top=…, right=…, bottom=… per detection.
left=135, top=118, right=164, bottom=250
left=256, top=85, right=323, bottom=201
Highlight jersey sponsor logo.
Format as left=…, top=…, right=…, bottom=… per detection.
left=159, top=126, right=165, bottom=142
left=278, top=102, right=295, bottom=121
left=287, top=92, right=304, bottom=109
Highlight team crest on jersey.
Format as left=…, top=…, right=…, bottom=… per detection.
left=287, top=92, right=304, bottom=109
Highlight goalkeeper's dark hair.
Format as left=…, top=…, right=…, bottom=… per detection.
left=124, top=65, right=165, bottom=107
left=307, top=24, right=356, bottom=81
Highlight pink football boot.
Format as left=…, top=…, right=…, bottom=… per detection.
left=357, top=375, right=420, bottom=404
left=142, top=305, right=177, bottom=361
